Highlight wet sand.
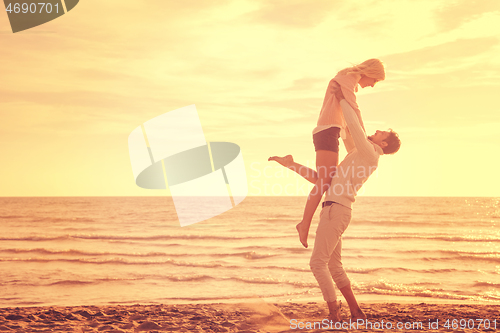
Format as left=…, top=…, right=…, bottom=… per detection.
left=0, top=301, right=498, bottom=332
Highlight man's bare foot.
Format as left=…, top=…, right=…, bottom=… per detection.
left=268, top=155, right=294, bottom=168
left=351, top=309, right=367, bottom=321
left=296, top=221, right=310, bottom=248
left=327, top=300, right=342, bottom=323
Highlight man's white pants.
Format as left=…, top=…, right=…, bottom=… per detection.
left=309, top=202, right=352, bottom=302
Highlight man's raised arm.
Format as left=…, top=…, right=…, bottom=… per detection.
left=334, top=89, right=377, bottom=159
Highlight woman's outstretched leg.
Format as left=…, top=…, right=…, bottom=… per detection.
left=269, top=152, right=337, bottom=248
left=296, top=150, right=337, bottom=248
left=268, top=155, right=318, bottom=184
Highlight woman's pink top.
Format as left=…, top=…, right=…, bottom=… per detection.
left=313, top=73, right=364, bottom=137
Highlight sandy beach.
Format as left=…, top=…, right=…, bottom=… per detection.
left=0, top=301, right=498, bottom=332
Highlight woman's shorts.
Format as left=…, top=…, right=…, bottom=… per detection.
left=313, top=127, right=340, bottom=153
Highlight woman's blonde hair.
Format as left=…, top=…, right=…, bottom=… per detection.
left=337, top=58, right=385, bottom=81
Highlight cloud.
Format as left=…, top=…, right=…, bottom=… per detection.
left=0, top=89, right=156, bottom=110
left=434, top=0, right=500, bottom=32
left=356, top=85, right=500, bottom=138
left=397, top=122, right=500, bottom=138
left=141, top=0, right=232, bottom=17
left=285, top=77, right=325, bottom=92
left=388, top=65, right=500, bottom=90
left=382, top=37, right=499, bottom=72
left=246, top=0, right=339, bottom=28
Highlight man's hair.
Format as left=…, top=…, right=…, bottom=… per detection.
left=382, top=129, right=401, bottom=155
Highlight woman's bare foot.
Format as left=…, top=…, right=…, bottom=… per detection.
left=296, top=221, right=310, bottom=248
left=268, top=155, right=294, bottom=168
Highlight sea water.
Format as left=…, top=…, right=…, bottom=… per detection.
left=0, top=196, right=499, bottom=307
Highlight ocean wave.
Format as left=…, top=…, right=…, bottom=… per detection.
left=4, top=231, right=494, bottom=244
left=0, top=257, right=310, bottom=272
left=0, top=248, right=170, bottom=257
left=343, top=235, right=500, bottom=242
left=353, top=221, right=497, bottom=229
left=72, top=234, right=276, bottom=241
left=0, top=299, right=45, bottom=306
left=0, top=233, right=285, bottom=242
left=2, top=252, right=496, bottom=272
left=0, top=235, right=71, bottom=242
left=9, top=274, right=216, bottom=287
left=347, top=267, right=464, bottom=274
left=473, top=281, right=500, bottom=288
left=260, top=265, right=309, bottom=272
left=254, top=218, right=295, bottom=223
left=9, top=274, right=317, bottom=289
left=235, top=246, right=309, bottom=254
left=353, top=279, right=499, bottom=302
left=31, top=217, right=96, bottom=223
left=0, top=215, right=26, bottom=219
left=228, top=276, right=317, bottom=288
left=352, top=219, right=456, bottom=227
left=135, top=291, right=310, bottom=304
left=187, top=251, right=279, bottom=260
left=422, top=254, right=500, bottom=264
left=445, top=250, right=500, bottom=259
left=398, top=249, right=500, bottom=255
left=0, top=257, right=244, bottom=268
left=0, top=248, right=278, bottom=260
left=48, top=280, right=96, bottom=286
left=391, top=249, right=500, bottom=265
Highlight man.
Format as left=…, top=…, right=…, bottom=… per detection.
left=269, top=88, right=401, bottom=321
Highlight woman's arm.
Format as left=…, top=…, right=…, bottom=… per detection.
left=339, top=85, right=365, bottom=132
left=333, top=75, right=366, bottom=132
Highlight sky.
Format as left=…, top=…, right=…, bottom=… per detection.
left=1, top=0, right=500, bottom=197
